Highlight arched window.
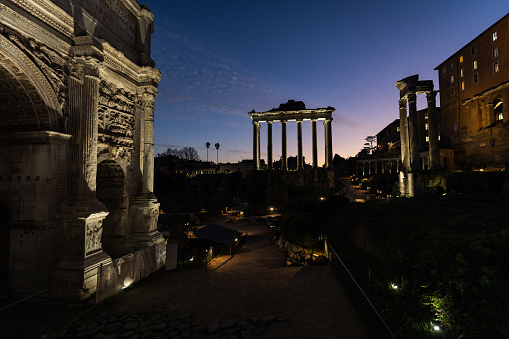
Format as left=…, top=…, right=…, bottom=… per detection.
left=494, top=99, right=503, bottom=121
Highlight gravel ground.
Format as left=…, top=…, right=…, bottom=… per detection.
left=96, top=219, right=370, bottom=339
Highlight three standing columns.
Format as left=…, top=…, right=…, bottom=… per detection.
left=399, top=90, right=440, bottom=173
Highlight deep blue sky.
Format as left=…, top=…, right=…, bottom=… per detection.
left=144, top=0, right=509, bottom=165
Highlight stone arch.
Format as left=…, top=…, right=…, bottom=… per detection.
left=0, top=34, right=62, bottom=132
left=0, top=200, right=11, bottom=295
left=96, top=160, right=129, bottom=258
left=493, top=97, right=503, bottom=122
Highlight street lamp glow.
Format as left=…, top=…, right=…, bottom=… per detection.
left=433, top=325, right=440, bottom=331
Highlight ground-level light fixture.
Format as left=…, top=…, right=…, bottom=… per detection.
left=390, top=283, right=398, bottom=290
left=433, top=325, right=440, bottom=331
left=320, top=197, right=325, bottom=200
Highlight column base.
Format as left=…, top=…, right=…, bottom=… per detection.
left=127, top=196, right=163, bottom=252
left=399, top=171, right=414, bottom=197
left=52, top=250, right=112, bottom=301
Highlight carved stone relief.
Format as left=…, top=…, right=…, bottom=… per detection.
left=85, top=218, right=104, bottom=255
left=0, top=25, right=67, bottom=113
left=98, top=79, right=136, bottom=164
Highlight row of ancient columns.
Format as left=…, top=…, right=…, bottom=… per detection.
left=358, top=159, right=401, bottom=176
left=253, top=118, right=333, bottom=170
left=398, top=90, right=439, bottom=173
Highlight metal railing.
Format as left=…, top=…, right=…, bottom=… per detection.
left=0, top=268, right=97, bottom=338
left=326, top=241, right=396, bottom=339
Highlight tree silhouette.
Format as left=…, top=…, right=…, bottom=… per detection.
left=214, top=142, right=220, bottom=164
left=206, top=142, right=210, bottom=162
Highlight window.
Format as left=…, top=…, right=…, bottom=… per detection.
left=450, top=87, right=455, bottom=95
left=426, top=136, right=429, bottom=142
left=493, top=46, right=498, bottom=58
left=442, top=67, right=446, bottom=75
left=474, top=73, right=478, bottom=83
left=494, top=99, right=503, bottom=121
left=472, top=45, right=477, bottom=55
left=425, top=113, right=429, bottom=119
left=494, top=62, right=499, bottom=73
left=397, top=126, right=400, bottom=132
left=425, top=123, right=429, bottom=130
left=454, top=123, right=458, bottom=132
left=450, top=61, right=454, bottom=70
left=459, top=55, right=464, bottom=63
left=493, top=31, right=498, bottom=41
left=461, top=81, right=465, bottom=90
left=473, top=60, right=478, bottom=69
left=450, top=75, right=454, bottom=83
left=460, top=68, right=464, bottom=77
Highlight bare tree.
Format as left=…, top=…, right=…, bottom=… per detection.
left=214, top=142, right=220, bottom=164
left=363, top=136, right=376, bottom=154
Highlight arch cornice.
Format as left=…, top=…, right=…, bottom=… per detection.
left=0, top=33, right=62, bottom=127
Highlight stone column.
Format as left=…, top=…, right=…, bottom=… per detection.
left=267, top=121, right=273, bottom=170
left=407, top=92, right=420, bottom=172
left=324, top=119, right=333, bottom=169
left=76, top=62, right=101, bottom=202
left=427, top=91, right=440, bottom=169
left=127, top=87, right=162, bottom=251
left=139, top=92, right=157, bottom=195
left=399, top=98, right=410, bottom=173
left=253, top=121, right=260, bottom=170
left=297, top=120, right=303, bottom=170
left=55, top=57, right=111, bottom=301
left=281, top=120, right=287, bottom=171
left=312, top=119, right=318, bottom=168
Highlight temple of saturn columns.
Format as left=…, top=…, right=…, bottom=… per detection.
left=0, top=0, right=165, bottom=300
left=249, top=100, right=334, bottom=171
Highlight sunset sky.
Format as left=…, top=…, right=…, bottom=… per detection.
left=144, top=0, right=509, bottom=165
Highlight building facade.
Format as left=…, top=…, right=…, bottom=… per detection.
left=436, top=13, right=509, bottom=170
left=0, top=0, right=164, bottom=299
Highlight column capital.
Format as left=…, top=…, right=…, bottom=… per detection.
left=252, top=121, right=260, bottom=126
left=83, top=58, right=103, bottom=78
left=407, top=92, right=417, bottom=103
left=399, top=98, right=407, bottom=108
left=267, top=120, right=273, bottom=125
left=426, top=90, right=437, bottom=102
left=137, top=92, right=156, bottom=109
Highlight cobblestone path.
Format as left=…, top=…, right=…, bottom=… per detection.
left=63, top=220, right=369, bottom=339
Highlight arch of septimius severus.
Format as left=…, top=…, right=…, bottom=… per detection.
left=0, top=0, right=164, bottom=299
